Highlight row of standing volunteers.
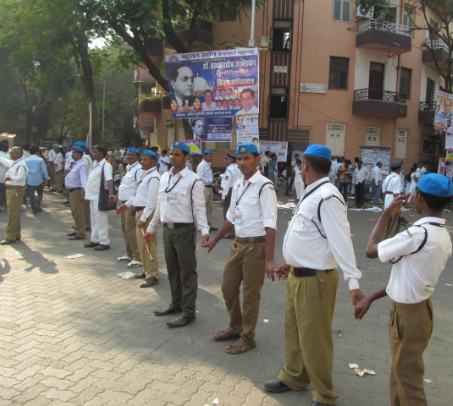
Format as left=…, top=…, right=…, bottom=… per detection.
left=1, top=139, right=452, bottom=406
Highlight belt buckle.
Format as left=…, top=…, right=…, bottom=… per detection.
left=167, top=223, right=174, bottom=229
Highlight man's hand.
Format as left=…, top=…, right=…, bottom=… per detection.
left=350, top=289, right=365, bottom=308
left=143, top=232, right=155, bottom=244
left=265, top=260, right=279, bottom=281
left=137, top=220, right=145, bottom=229
left=385, top=194, right=410, bottom=217
left=274, top=262, right=290, bottom=281
left=201, top=234, right=209, bottom=246
left=116, top=204, right=128, bottom=215
left=202, top=238, right=217, bottom=252
left=354, top=296, right=373, bottom=320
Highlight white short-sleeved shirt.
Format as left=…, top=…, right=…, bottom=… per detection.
left=382, top=173, right=402, bottom=209
left=196, top=159, right=213, bottom=186
left=85, top=159, right=113, bottom=200
left=158, top=155, right=170, bottom=174
left=118, top=161, right=142, bottom=201
left=378, top=217, right=452, bottom=303
left=221, top=163, right=242, bottom=199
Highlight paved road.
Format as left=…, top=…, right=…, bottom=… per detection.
left=1, top=190, right=452, bottom=405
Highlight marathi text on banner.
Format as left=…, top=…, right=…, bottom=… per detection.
left=434, top=90, right=453, bottom=131
left=259, top=141, right=288, bottom=163
left=165, top=48, right=259, bottom=119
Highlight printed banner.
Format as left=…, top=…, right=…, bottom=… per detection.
left=361, top=147, right=391, bottom=175
left=236, top=114, right=259, bottom=147
left=180, top=139, right=201, bottom=155
left=259, top=141, right=288, bottom=163
left=189, top=117, right=232, bottom=142
left=434, top=90, right=453, bottom=131
left=165, top=48, right=259, bottom=119
left=446, top=148, right=453, bottom=162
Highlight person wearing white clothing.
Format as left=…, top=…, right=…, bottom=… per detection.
left=0, top=143, right=10, bottom=211
left=158, top=150, right=170, bottom=175
left=381, top=160, right=404, bottom=239
left=117, top=147, right=142, bottom=266
left=197, top=150, right=217, bottom=231
left=53, top=147, right=64, bottom=192
left=144, top=141, right=209, bottom=328
left=47, top=146, right=57, bottom=190
left=293, top=160, right=305, bottom=200
left=235, top=88, right=259, bottom=115
left=352, top=160, right=370, bottom=208
left=368, top=162, right=383, bottom=204
left=408, top=168, right=421, bottom=203
left=221, top=152, right=242, bottom=238
left=84, top=146, right=114, bottom=251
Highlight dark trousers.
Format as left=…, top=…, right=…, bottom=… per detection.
left=0, top=183, right=6, bottom=207
left=355, top=181, right=365, bottom=207
left=27, top=184, right=44, bottom=209
left=285, top=177, right=294, bottom=194
left=163, top=225, right=198, bottom=317
left=338, top=181, right=349, bottom=202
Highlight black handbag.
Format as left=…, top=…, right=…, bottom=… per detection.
left=98, top=163, right=117, bottom=211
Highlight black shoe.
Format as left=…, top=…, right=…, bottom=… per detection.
left=0, top=239, right=16, bottom=245
left=37, top=205, right=42, bottom=213
left=62, top=201, right=69, bottom=205
left=134, top=272, right=146, bottom=279
left=264, top=379, right=292, bottom=393
left=311, top=402, right=330, bottom=406
left=154, top=306, right=183, bottom=317
left=166, top=315, right=195, bottom=328
left=84, top=241, right=99, bottom=248
left=68, top=235, right=84, bottom=240
left=94, top=244, right=110, bottom=251
left=67, top=232, right=76, bottom=237
left=209, top=227, right=218, bottom=232
left=140, top=278, right=159, bottom=288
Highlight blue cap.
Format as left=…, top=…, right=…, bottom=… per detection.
left=204, top=149, right=213, bottom=155
left=127, top=147, right=139, bottom=154
left=236, top=144, right=259, bottom=155
left=171, top=141, right=190, bottom=154
left=85, top=146, right=90, bottom=151
left=390, top=160, right=403, bottom=170
left=305, top=144, right=331, bottom=160
left=45, top=144, right=51, bottom=147
left=53, top=145, right=61, bottom=149
left=73, top=142, right=86, bottom=147
left=417, top=173, right=453, bottom=197
left=141, top=150, right=157, bottom=158
left=72, top=147, right=84, bottom=153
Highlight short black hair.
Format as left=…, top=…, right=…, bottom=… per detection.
left=92, top=145, right=107, bottom=157
left=345, top=159, right=352, bottom=165
left=170, top=64, right=191, bottom=82
left=416, top=189, right=453, bottom=211
left=304, top=154, right=331, bottom=175
left=162, top=149, right=167, bottom=154
left=29, top=145, right=39, bottom=154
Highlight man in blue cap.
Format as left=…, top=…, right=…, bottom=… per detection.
left=203, top=143, right=278, bottom=354
left=116, top=147, right=142, bottom=267
left=144, top=141, right=209, bottom=328
left=264, top=145, right=364, bottom=406
left=196, top=149, right=218, bottom=231
left=356, top=173, right=453, bottom=406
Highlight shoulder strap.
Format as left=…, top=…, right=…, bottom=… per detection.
left=312, top=194, right=345, bottom=239
left=389, top=225, right=428, bottom=264
left=259, top=182, right=273, bottom=197
left=190, top=178, right=198, bottom=222
left=100, top=163, right=106, bottom=190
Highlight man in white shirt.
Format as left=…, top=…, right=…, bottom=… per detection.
left=0, top=146, right=29, bottom=245
left=158, top=149, right=170, bottom=176
left=47, top=145, right=57, bottom=191
left=204, top=144, right=278, bottom=354
left=264, top=145, right=364, bottom=405
left=117, top=150, right=160, bottom=288
left=83, top=145, right=115, bottom=251
left=382, top=161, right=404, bottom=239
left=53, top=146, right=64, bottom=193
left=367, top=162, right=383, bottom=204
left=82, top=147, right=93, bottom=232
left=170, top=64, right=195, bottom=110
left=201, top=90, right=216, bottom=110
left=144, top=141, right=209, bottom=328
left=357, top=173, right=453, bottom=406
left=352, top=160, right=370, bottom=208
left=196, top=150, right=217, bottom=231
left=117, top=147, right=142, bottom=267
left=235, top=89, right=259, bottom=115
left=0, top=141, right=10, bottom=212
left=285, top=153, right=300, bottom=196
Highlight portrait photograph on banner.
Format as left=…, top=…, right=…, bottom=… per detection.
left=189, top=118, right=232, bottom=142
left=434, top=90, right=453, bottom=131
left=236, top=114, right=259, bottom=148
left=165, top=48, right=259, bottom=119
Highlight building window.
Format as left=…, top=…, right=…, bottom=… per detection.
left=399, top=68, right=412, bottom=99
left=141, top=84, right=156, bottom=95
left=403, top=5, right=415, bottom=32
left=333, top=0, right=351, bottom=22
left=329, top=57, right=349, bottom=90
left=271, top=21, right=291, bottom=51
left=326, top=123, right=346, bottom=156
left=365, top=126, right=381, bottom=146
left=395, top=130, right=408, bottom=159
left=269, top=88, right=289, bottom=118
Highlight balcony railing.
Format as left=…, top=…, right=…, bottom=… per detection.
left=358, top=20, right=411, bottom=37
left=423, top=39, right=449, bottom=53
left=419, top=101, right=437, bottom=111
left=354, top=89, right=407, bottom=103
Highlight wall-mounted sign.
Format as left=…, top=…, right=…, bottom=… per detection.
left=300, top=83, right=327, bottom=94
left=274, top=66, right=288, bottom=73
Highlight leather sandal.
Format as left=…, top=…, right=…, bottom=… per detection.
left=213, top=328, right=241, bottom=341
left=226, top=337, right=256, bottom=354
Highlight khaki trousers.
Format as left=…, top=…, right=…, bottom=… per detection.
left=163, top=225, right=197, bottom=317
left=135, top=210, right=158, bottom=279
left=69, top=189, right=86, bottom=238
left=383, top=213, right=400, bottom=240
left=49, top=164, right=55, bottom=189
left=5, top=188, right=25, bottom=241
left=389, top=300, right=433, bottom=406
left=84, top=200, right=91, bottom=230
left=121, top=205, right=140, bottom=261
left=221, top=239, right=266, bottom=341
left=278, top=270, right=339, bottom=405
left=55, top=169, right=63, bottom=191
left=203, top=186, right=213, bottom=227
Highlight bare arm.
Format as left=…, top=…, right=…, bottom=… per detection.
left=354, top=287, right=387, bottom=320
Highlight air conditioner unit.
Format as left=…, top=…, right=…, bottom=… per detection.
left=356, top=5, right=374, bottom=19
left=433, top=22, right=442, bottom=31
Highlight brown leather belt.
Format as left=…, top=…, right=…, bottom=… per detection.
left=236, top=236, right=266, bottom=244
left=6, top=185, right=25, bottom=189
left=291, top=267, right=334, bottom=277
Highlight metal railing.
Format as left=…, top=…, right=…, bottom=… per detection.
left=358, top=20, right=412, bottom=37
left=419, top=101, right=437, bottom=111
left=354, top=89, right=407, bottom=103
left=422, top=39, right=449, bottom=53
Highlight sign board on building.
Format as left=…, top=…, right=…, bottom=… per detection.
left=259, top=141, right=288, bottom=163
left=274, top=66, right=288, bottom=73
left=299, top=83, right=327, bottom=94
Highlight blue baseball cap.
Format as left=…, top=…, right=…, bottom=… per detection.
left=72, top=147, right=84, bottom=153
left=305, top=145, right=331, bottom=160
left=73, top=142, right=86, bottom=147
left=141, top=150, right=157, bottom=158
left=127, top=147, right=139, bottom=154
left=236, top=144, right=259, bottom=155
left=417, top=173, right=453, bottom=197
left=171, top=141, right=190, bottom=154
left=204, top=150, right=213, bottom=155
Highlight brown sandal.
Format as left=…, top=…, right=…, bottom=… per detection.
left=226, top=337, right=256, bottom=354
left=213, top=328, right=241, bottom=341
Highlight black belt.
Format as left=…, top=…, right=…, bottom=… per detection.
left=236, top=236, right=266, bottom=244
left=204, top=185, right=212, bottom=188
left=68, top=187, right=83, bottom=193
left=163, top=222, right=194, bottom=229
left=291, top=267, right=334, bottom=277
left=134, top=206, right=145, bottom=211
